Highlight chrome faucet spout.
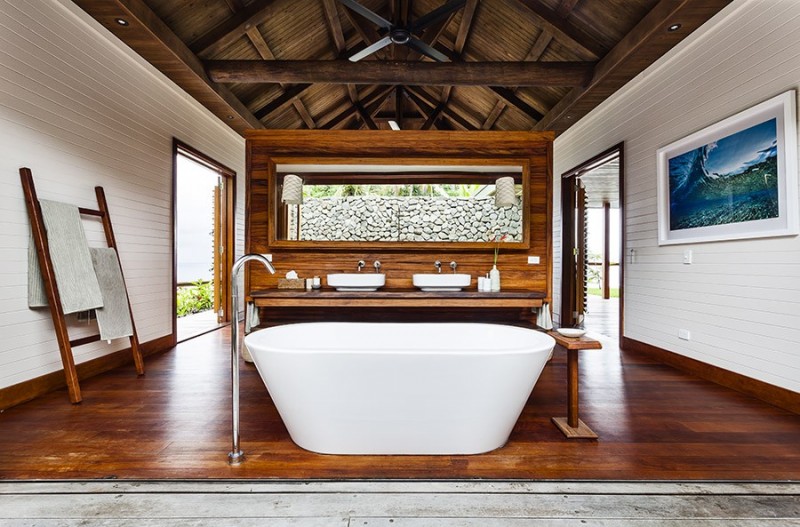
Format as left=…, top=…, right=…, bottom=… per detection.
left=434, top=260, right=442, bottom=273
left=373, top=260, right=381, bottom=273
left=229, top=254, right=275, bottom=465
left=357, top=260, right=366, bottom=272
left=450, top=261, right=458, bottom=273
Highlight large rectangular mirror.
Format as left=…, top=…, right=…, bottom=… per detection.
left=269, top=157, right=529, bottom=249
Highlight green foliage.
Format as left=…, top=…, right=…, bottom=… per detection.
left=303, top=183, right=489, bottom=199
left=588, top=287, right=619, bottom=298
left=176, top=280, right=213, bottom=317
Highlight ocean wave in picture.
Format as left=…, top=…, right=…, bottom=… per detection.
left=668, top=118, right=779, bottom=231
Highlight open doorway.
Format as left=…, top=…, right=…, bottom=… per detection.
left=173, top=140, right=235, bottom=342
left=561, top=144, right=624, bottom=340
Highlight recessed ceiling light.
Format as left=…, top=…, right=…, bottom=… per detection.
left=667, top=23, right=682, bottom=32
left=114, top=18, right=129, bottom=26
left=227, top=115, right=234, bottom=120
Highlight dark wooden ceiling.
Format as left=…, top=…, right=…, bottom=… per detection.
left=74, top=0, right=732, bottom=135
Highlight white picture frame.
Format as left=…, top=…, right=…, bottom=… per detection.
left=656, top=90, right=798, bottom=245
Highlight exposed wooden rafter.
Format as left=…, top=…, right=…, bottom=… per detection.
left=437, top=0, right=479, bottom=110
left=253, top=84, right=313, bottom=120
left=207, top=60, right=595, bottom=86
left=514, top=0, right=605, bottom=59
left=71, top=0, right=262, bottom=133
left=220, top=0, right=315, bottom=128
left=190, top=0, right=279, bottom=58
left=534, top=0, right=734, bottom=131
left=483, top=26, right=554, bottom=129
left=321, top=0, right=347, bottom=53
left=405, top=86, right=480, bottom=131
left=72, top=0, right=733, bottom=135
left=555, top=0, right=581, bottom=19
left=319, top=85, right=395, bottom=129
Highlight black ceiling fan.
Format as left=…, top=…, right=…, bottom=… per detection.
left=339, top=0, right=466, bottom=62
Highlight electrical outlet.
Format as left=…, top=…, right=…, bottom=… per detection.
left=261, top=253, right=272, bottom=262
left=678, top=329, right=691, bottom=341
left=683, top=249, right=692, bottom=264
left=527, top=256, right=540, bottom=264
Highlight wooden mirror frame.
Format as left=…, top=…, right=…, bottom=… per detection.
left=267, top=156, right=531, bottom=250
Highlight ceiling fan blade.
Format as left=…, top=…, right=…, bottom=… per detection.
left=338, top=0, right=393, bottom=30
left=406, top=36, right=450, bottom=62
left=409, top=0, right=467, bottom=33
left=348, top=35, right=393, bottom=62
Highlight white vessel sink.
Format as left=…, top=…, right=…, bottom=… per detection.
left=412, top=273, right=471, bottom=292
left=327, top=273, right=386, bottom=292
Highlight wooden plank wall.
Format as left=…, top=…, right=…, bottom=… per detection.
left=0, top=0, right=246, bottom=390
left=551, top=1, right=800, bottom=393
left=245, top=130, right=553, bottom=320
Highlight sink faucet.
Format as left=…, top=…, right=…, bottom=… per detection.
left=357, top=260, right=365, bottom=272
left=434, top=260, right=442, bottom=273
left=373, top=260, right=381, bottom=273
left=450, top=261, right=458, bottom=273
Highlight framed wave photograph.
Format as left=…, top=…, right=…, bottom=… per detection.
left=657, top=90, right=798, bottom=245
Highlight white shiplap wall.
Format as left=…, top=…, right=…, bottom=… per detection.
left=552, top=0, right=800, bottom=392
left=0, top=0, right=246, bottom=389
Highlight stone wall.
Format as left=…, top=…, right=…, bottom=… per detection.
left=296, top=196, right=522, bottom=242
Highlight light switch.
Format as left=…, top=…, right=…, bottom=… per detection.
left=683, top=249, right=692, bottom=264
left=678, top=329, right=691, bottom=341
left=527, top=256, right=540, bottom=264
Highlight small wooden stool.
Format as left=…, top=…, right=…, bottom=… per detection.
left=548, top=331, right=602, bottom=439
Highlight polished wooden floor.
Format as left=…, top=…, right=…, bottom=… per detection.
left=1, top=327, right=799, bottom=480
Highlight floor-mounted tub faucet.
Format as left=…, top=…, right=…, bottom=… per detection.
left=373, top=260, right=381, bottom=273
left=450, top=261, right=458, bottom=273
left=357, top=260, right=365, bottom=272
left=434, top=260, right=442, bottom=273
left=229, top=253, right=275, bottom=466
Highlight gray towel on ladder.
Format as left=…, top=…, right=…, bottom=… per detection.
left=90, top=248, right=133, bottom=341
left=28, top=200, right=104, bottom=314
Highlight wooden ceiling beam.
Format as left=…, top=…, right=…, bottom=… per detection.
left=322, top=85, right=395, bottom=129
left=489, top=87, right=544, bottom=121
left=555, top=0, right=581, bottom=19
left=421, top=101, right=446, bottom=130
left=293, top=99, right=317, bottom=129
left=253, top=84, right=313, bottom=120
left=207, top=60, right=595, bottom=86
left=534, top=0, right=733, bottom=131
left=514, top=0, right=604, bottom=59
left=72, top=0, right=262, bottom=134
left=220, top=1, right=316, bottom=129
left=224, top=0, right=246, bottom=11
left=453, top=0, right=479, bottom=54
left=481, top=101, right=505, bottom=129
left=322, top=0, right=363, bottom=117
left=439, top=0, right=479, bottom=103
left=190, top=0, right=279, bottom=58
left=215, top=1, right=317, bottom=129
left=483, top=28, right=553, bottom=129
left=405, top=86, right=478, bottom=130
left=356, top=102, right=379, bottom=130
left=321, top=0, right=347, bottom=54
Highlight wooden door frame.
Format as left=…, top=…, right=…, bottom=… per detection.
left=560, top=143, right=625, bottom=337
left=171, top=139, right=236, bottom=343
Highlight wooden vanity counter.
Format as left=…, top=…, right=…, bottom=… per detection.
left=250, top=289, right=546, bottom=309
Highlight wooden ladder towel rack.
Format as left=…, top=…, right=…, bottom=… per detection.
left=20, top=167, right=144, bottom=404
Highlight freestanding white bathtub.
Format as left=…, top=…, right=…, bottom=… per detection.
left=245, top=322, right=555, bottom=455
